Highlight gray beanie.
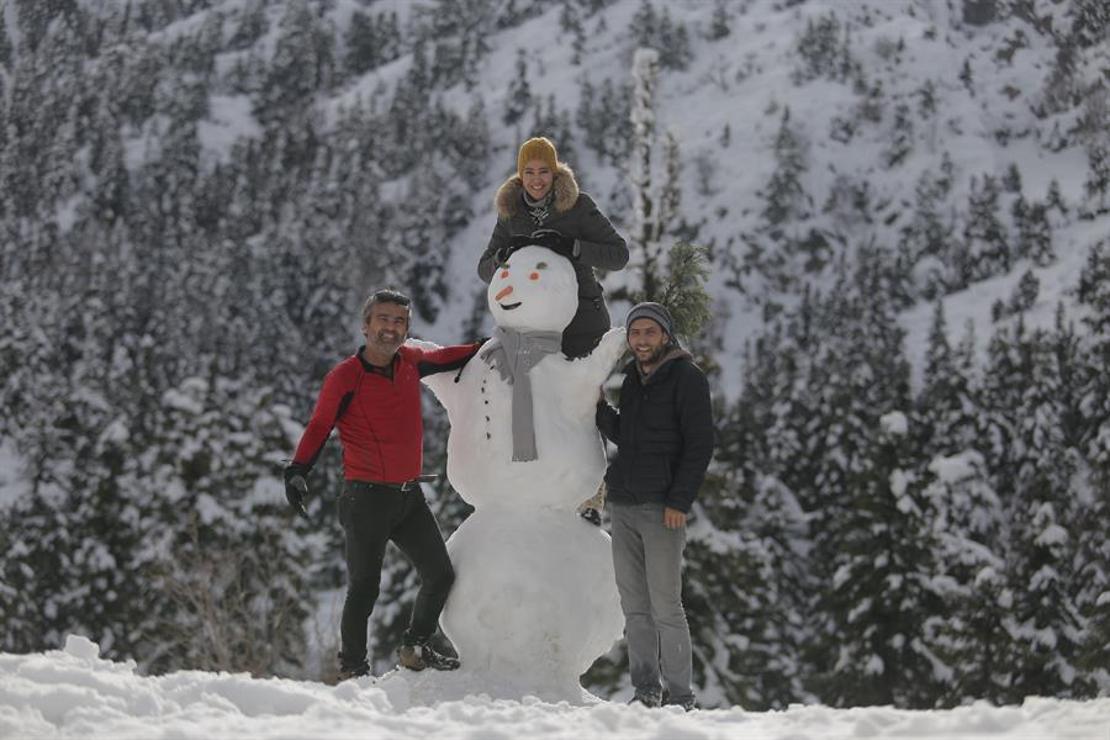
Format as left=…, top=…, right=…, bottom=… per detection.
left=625, top=301, right=675, bottom=338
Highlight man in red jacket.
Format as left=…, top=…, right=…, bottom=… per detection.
left=283, top=289, right=481, bottom=680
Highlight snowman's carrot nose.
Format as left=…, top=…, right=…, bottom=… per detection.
left=495, top=285, right=514, bottom=301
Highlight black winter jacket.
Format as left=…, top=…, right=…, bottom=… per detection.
left=596, top=351, right=714, bottom=513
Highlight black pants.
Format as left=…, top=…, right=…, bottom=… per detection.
left=337, top=482, right=454, bottom=668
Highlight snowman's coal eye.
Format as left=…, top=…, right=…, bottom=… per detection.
left=535, top=261, right=548, bottom=269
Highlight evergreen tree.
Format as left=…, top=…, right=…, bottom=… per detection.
left=137, top=374, right=319, bottom=676
left=802, top=258, right=937, bottom=707
left=227, top=0, right=268, bottom=51
left=256, top=0, right=335, bottom=124
left=558, top=0, right=586, bottom=65
left=1067, top=0, right=1110, bottom=49
left=963, top=174, right=1011, bottom=281
left=0, top=8, right=12, bottom=69
left=384, top=42, right=431, bottom=175
left=708, top=0, right=731, bottom=41
left=456, top=97, right=492, bottom=190
left=792, top=12, right=843, bottom=84
left=13, top=0, right=78, bottom=52
left=1008, top=270, right=1039, bottom=315
left=971, top=316, right=1087, bottom=700
left=344, top=10, right=382, bottom=77
left=997, top=318, right=1089, bottom=699
left=884, top=102, right=914, bottom=168
left=917, top=301, right=979, bottom=458
left=1045, top=178, right=1068, bottom=222
left=1074, top=239, right=1110, bottom=691
left=502, top=49, right=531, bottom=125
left=1013, top=197, right=1055, bottom=266
left=761, top=107, right=811, bottom=231
left=1002, top=163, right=1023, bottom=194
left=899, top=156, right=955, bottom=298
left=656, top=8, right=691, bottom=71
left=598, top=77, right=633, bottom=167
left=919, top=448, right=1007, bottom=705
left=1081, top=97, right=1109, bottom=214
left=576, top=78, right=602, bottom=156
left=917, top=79, right=939, bottom=149
left=629, top=0, right=658, bottom=49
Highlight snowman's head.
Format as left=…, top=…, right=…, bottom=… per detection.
left=487, top=245, right=578, bottom=332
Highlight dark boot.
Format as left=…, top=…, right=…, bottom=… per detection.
left=665, top=695, right=699, bottom=711
left=337, top=653, right=370, bottom=682
left=628, top=689, right=662, bottom=708
left=397, top=638, right=460, bottom=671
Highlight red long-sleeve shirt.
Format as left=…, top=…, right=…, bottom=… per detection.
left=292, top=342, right=480, bottom=482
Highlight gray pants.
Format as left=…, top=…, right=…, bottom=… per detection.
left=608, top=501, right=693, bottom=703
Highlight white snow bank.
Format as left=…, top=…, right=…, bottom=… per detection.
left=2, top=637, right=1109, bottom=739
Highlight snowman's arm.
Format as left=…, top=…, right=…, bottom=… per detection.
left=579, top=327, right=627, bottom=385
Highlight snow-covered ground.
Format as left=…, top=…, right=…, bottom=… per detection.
left=2, top=636, right=1108, bottom=740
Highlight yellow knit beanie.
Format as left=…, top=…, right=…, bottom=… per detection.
left=517, top=137, right=559, bottom=178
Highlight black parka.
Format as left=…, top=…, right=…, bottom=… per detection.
left=479, top=164, right=628, bottom=356
left=596, top=351, right=714, bottom=513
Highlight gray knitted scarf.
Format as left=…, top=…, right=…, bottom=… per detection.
left=479, top=326, right=563, bottom=461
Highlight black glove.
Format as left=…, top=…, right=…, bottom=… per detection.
left=495, top=231, right=578, bottom=266
left=528, top=228, right=578, bottom=260
left=494, top=235, right=537, bottom=266
left=283, top=464, right=310, bottom=519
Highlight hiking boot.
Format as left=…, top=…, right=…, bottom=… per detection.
left=666, top=695, right=699, bottom=711
left=579, top=507, right=602, bottom=526
left=336, top=659, right=370, bottom=682
left=628, top=689, right=662, bottom=708
left=397, top=639, right=460, bottom=671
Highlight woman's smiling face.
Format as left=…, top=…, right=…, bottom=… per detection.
left=520, top=158, right=554, bottom=201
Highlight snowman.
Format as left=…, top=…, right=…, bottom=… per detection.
left=420, top=245, right=626, bottom=701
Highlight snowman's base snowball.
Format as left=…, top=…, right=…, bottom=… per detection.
left=440, top=508, right=623, bottom=701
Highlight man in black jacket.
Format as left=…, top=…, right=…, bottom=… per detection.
left=596, top=302, right=714, bottom=711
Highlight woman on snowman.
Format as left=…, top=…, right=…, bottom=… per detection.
left=478, top=136, right=628, bottom=360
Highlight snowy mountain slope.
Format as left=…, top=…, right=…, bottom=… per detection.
left=49, top=0, right=1105, bottom=385
left=335, top=0, right=1106, bottom=396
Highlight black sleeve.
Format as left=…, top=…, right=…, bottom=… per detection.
left=416, top=343, right=482, bottom=378
left=573, top=194, right=629, bottom=271
left=664, top=363, right=714, bottom=513
left=478, top=218, right=510, bottom=283
left=596, top=398, right=620, bottom=444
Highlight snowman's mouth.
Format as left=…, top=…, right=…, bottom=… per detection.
left=499, top=301, right=523, bottom=310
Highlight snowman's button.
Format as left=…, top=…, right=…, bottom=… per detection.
left=486, top=433, right=491, bottom=439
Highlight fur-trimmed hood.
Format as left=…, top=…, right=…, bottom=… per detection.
left=494, top=163, right=580, bottom=221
